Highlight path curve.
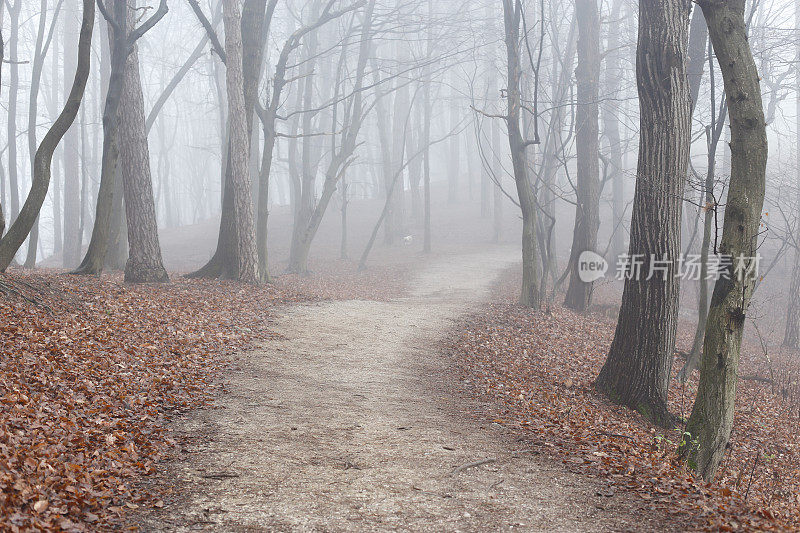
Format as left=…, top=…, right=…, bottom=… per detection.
left=141, top=247, right=653, bottom=532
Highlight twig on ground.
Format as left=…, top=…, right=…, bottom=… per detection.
left=450, top=458, right=496, bottom=475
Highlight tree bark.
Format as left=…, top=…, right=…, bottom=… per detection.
left=73, top=0, right=167, bottom=275
left=222, top=0, right=259, bottom=283
left=595, top=0, right=692, bottom=426
left=564, top=0, right=600, bottom=312
left=188, top=0, right=267, bottom=280
left=119, top=0, right=168, bottom=283
left=502, top=0, right=540, bottom=309
left=682, top=0, right=768, bottom=481
left=0, top=0, right=94, bottom=271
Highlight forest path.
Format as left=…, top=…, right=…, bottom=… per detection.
left=142, top=247, right=648, bottom=532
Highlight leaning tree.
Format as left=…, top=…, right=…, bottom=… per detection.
left=0, top=0, right=94, bottom=271
left=682, top=0, right=768, bottom=481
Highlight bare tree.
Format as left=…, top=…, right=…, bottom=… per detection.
left=603, top=0, right=627, bottom=260
left=682, top=0, right=768, bottom=481
left=221, top=0, right=258, bottom=283
left=25, top=0, right=64, bottom=268
left=62, top=4, right=82, bottom=268
left=72, top=0, right=168, bottom=275
left=0, top=0, right=94, bottom=271
left=595, top=0, right=692, bottom=426
left=564, top=0, right=600, bottom=312
left=118, top=0, right=169, bottom=283
left=784, top=0, right=800, bottom=349
left=501, top=0, right=541, bottom=308
left=6, top=0, right=21, bottom=225
left=284, top=0, right=370, bottom=274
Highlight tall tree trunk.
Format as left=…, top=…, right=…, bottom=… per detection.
left=409, top=99, right=423, bottom=225
left=119, top=0, right=168, bottom=283
left=0, top=0, right=94, bottom=271
left=683, top=0, right=767, bottom=481
left=287, top=3, right=322, bottom=272
left=7, top=0, right=21, bottom=224
left=784, top=0, right=800, bottom=349
left=680, top=37, right=727, bottom=382
left=187, top=0, right=266, bottom=280
left=448, top=77, right=460, bottom=204
left=63, top=6, right=81, bottom=267
left=540, top=12, right=577, bottom=289
left=604, top=0, right=626, bottom=260
left=422, top=0, right=433, bottom=254
left=492, top=113, right=504, bottom=244
left=50, top=18, right=62, bottom=255
left=24, top=0, right=51, bottom=269
left=0, top=19, right=4, bottom=238
left=687, top=6, right=708, bottom=115
left=73, top=0, right=166, bottom=275
left=564, top=0, right=600, bottom=312
left=390, top=47, right=410, bottom=241
left=222, top=0, right=258, bottom=283
left=74, top=0, right=128, bottom=274
left=25, top=0, right=63, bottom=267
left=502, top=0, right=540, bottom=309
left=595, top=0, right=692, bottom=426
left=372, top=62, right=396, bottom=247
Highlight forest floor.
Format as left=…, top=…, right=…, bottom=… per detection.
left=134, top=246, right=667, bottom=532
left=447, top=270, right=799, bottom=532
left=5, top=233, right=798, bottom=531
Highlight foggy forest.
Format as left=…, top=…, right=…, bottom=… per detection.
left=1, top=0, right=800, bottom=530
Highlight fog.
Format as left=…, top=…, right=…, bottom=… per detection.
left=3, top=0, right=798, bottom=311
left=4, top=0, right=800, bottom=523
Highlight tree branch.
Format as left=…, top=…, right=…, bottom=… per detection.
left=127, top=0, right=168, bottom=47
left=187, top=0, right=226, bottom=63
left=95, top=0, right=121, bottom=33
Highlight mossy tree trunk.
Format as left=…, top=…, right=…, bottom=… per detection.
left=682, top=0, right=767, bottom=481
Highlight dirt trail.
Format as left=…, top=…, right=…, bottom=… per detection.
left=141, top=247, right=654, bottom=532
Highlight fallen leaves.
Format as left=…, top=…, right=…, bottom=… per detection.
left=449, top=271, right=799, bottom=531
left=0, top=270, right=297, bottom=531
left=0, top=260, right=407, bottom=532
